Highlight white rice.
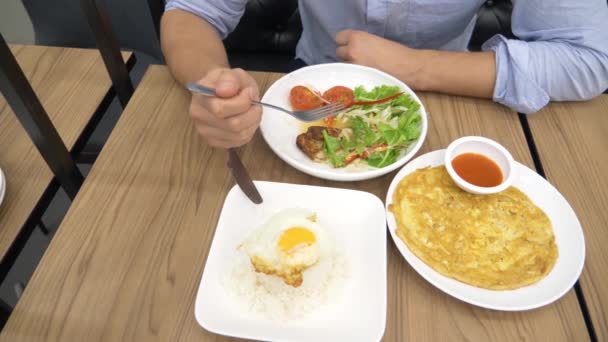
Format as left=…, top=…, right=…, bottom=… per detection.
left=222, top=251, right=350, bottom=321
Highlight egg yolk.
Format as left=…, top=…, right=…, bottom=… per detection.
left=278, top=227, right=316, bottom=253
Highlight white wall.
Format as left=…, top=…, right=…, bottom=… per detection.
left=0, top=0, right=35, bottom=44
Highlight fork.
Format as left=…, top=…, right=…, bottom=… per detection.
left=186, top=82, right=345, bottom=122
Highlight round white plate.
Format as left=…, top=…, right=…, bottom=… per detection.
left=385, top=150, right=586, bottom=311
left=0, top=167, right=5, bottom=208
left=259, top=63, right=428, bottom=181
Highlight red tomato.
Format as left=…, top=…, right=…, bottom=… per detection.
left=321, top=86, right=353, bottom=127
left=289, top=86, right=324, bottom=111
left=322, top=86, right=354, bottom=106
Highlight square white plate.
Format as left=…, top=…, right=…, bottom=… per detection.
left=195, top=181, right=387, bottom=342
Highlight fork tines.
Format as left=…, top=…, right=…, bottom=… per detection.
left=303, top=103, right=346, bottom=122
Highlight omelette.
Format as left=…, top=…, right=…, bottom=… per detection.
left=390, top=166, right=558, bottom=290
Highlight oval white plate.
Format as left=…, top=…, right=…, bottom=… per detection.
left=260, top=63, right=428, bottom=181
left=385, top=150, right=586, bottom=311
left=0, top=167, right=5, bottom=208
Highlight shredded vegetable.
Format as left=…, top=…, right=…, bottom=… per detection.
left=323, top=85, right=422, bottom=168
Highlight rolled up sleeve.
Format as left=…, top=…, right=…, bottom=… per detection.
left=482, top=0, right=608, bottom=113
left=165, top=0, right=247, bottom=39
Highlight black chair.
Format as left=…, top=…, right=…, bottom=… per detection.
left=469, top=0, right=515, bottom=51
left=22, top=0, right=171, bottom=106
left=21, top=0, right=158, bottom=162
left=22, top=0, right=163, bottom=62
left=222, top=0, right=302, bottom=72
left=0, top=34, right=83, bottom=200
left=0, top=31, right=86, bottom=324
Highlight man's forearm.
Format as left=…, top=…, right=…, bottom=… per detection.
left=408, top=49, right=497, bottom=99
left=335, top=30, right=497, bottom=100
left=161, top=10, right=229, bottom=85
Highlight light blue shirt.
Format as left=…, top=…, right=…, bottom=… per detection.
left=165, top=0, right=608, bottom=113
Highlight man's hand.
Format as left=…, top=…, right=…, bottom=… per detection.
left=335, top=30, right=426, bottom=90
left=190, top=68, right=262, bottom=148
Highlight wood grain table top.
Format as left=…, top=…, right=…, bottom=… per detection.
left=0, top=65, right=591, bottom=341
left=527, top=95, right=608, bottom=341
left=0, top=45, right=132, bottom=262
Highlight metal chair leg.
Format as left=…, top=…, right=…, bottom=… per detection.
left=0, top=33, right=84, bottom=200
left=147, top=0, right=164, bottom=44
left=38, top=221, right=50, bottom=236
left=14, top=283, right=24, bottom=300
left=0, top=297, right=12, bottom=327
left=80, top=0, right=134, bottom=108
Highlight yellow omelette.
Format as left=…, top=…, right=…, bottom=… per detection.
left=390, top=166, right=558, bottom=290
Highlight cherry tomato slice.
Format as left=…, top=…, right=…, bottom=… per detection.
left=289, top=86, right=324, bottom=111
left=322, top=86, right=354, bottom=106
left=321, top=86, right=353, bottom=127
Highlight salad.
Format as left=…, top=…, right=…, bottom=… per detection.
left=291, top=84, right=422, bottom=168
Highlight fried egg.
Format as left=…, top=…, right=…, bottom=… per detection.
left=242, top=208, right=333, bottom=287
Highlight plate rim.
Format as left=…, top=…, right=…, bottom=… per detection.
left=0, top=167, right=5, bottom=208
left=384, top=149, right=586, bottom=311
left=194, top=180, right=388, bottom=341
left=259, top=62, right=428, bottom=182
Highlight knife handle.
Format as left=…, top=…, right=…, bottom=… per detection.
left=227, top=148, right=237, bottom=168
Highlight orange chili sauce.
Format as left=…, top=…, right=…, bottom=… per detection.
left=451, top=153, right=503, bottom=187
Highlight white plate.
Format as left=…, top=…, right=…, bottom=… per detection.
left=259, top=63, right=428, bottom=182
left=0, top=167, right=5, bottom=208
left=195, top=181, right=387, bottom=341
left=385, top=150, right=586, bottom=311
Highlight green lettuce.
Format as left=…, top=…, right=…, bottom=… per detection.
left=367, top=148, right=400, bottom=168
left=322, top=130, right=345, bottom=167
left=353, top=85, right=401, bottom=101
left=321, top=85, right=422, bottom=168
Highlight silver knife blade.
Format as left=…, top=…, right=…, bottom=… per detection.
left=227, top=148, right=263, bottom=204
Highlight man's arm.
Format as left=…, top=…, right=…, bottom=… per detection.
left=336, top=31, right=496, bottom=99
left=337, top=0, right=608, bottom=113
left=413, top=50, right=496, bottom=99
left=160, top=6, right=262, bottom=149
left=161, top=9, right=229, bottom=85
left=336, top=30, right=496, bottom=99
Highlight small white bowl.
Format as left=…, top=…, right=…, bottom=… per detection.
left=444, top=136, right=515, bottom=195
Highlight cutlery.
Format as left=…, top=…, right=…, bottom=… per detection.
left=186, top=82, right=345, bottom=122
left=185, top=83, right=264, bottom=204
left=226, top=148, right=263, bottom=204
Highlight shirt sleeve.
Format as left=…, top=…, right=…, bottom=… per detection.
left=482, top=0, right=608, bottom=113
left=165, top=0, right=248, bottom=39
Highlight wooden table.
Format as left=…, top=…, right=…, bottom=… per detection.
left=0, top=45, right=133, bottom=264
left=0, top=65, right=593, bottom=341
left=527, top=96, right=608, bottom=341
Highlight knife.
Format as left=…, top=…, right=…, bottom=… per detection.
left=227, top=148, right=263, bottom=204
